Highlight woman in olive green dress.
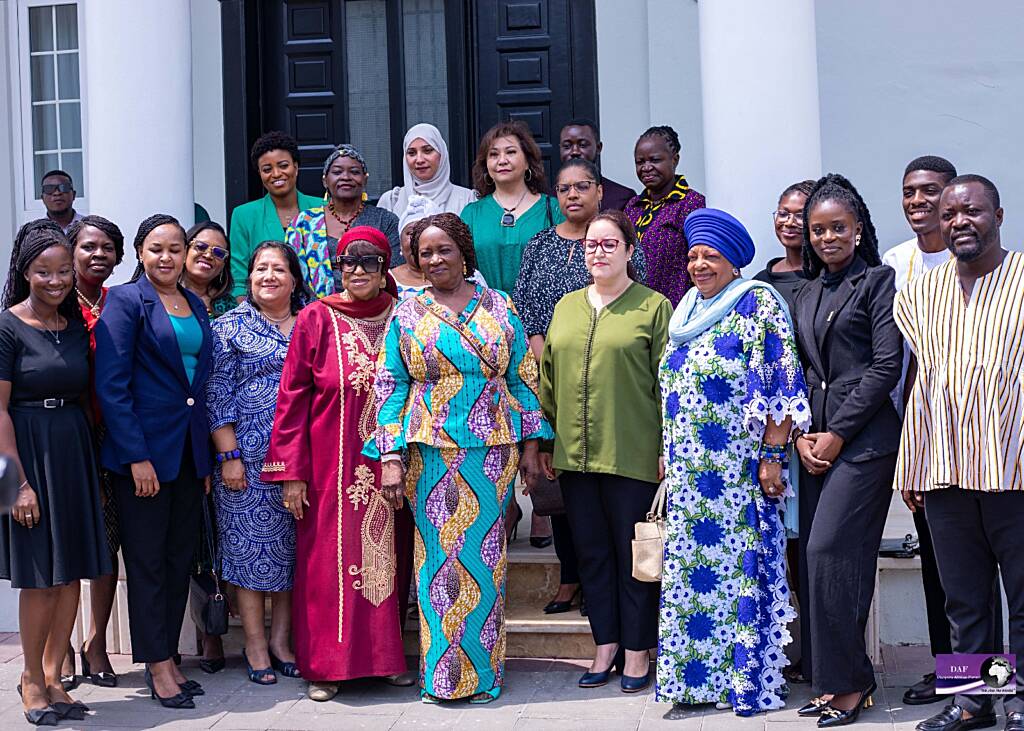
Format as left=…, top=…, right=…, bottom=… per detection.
left=539, top=210, right=671, bottom=694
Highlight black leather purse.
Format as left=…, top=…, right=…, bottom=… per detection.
left=878, top=532, right=919, bottom=559
left=189, top=497, right=228, bottom=636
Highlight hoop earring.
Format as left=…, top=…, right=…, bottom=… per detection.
left=485, top=174, right=494, bottom=187
left=525, top=168, right=533, bottom=182
left=732, top=268, right=740, bottom=276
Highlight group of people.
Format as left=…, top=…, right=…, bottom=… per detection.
left=0, top=115, right=1020, bottom=731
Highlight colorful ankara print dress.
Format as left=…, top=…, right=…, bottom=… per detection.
left=206, top=302, right=294, bottom=591
left=657, top=288, right=809, bottom=715
left=365, top=284, right=552, bottom=701
left=261, top=298, right=407, bottom=682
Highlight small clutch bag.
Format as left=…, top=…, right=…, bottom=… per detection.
left=632, top=481, right=667, bottom=583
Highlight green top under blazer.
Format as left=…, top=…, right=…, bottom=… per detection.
left=228, top=191, right=323, bottom=298
left=540, top=282, right=672, bottom=483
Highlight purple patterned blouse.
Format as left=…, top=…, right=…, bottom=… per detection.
left=625, top=179, right=706, bottom=306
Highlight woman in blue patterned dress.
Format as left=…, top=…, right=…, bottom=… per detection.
left=657, top=209, right=810, bottom=716
left=206, top=242, right=311, bottom=684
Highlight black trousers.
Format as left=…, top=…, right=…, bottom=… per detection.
left=561, top=471, right=659, bottom=651
left=800, top=454, right=894, bottom=694
left=114, top=454, right=203, bottom=664
left=550, top=513, right=580, bottom=585
left=924, top=488, right=1024, bottom=716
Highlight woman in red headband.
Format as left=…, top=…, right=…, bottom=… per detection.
left=261, top=225, right=412, bottom=701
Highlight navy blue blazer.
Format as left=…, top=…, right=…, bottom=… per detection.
left=94, top=276, right=214, bottom=482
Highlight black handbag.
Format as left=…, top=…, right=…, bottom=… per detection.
left=528, top=474, right=565, bottom=517
left=189, top=497, right=228, bottom=636
left=878, top=532, right=919, bottom=559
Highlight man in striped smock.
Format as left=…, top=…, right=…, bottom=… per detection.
left=895, top=174, right=1024, bottom=731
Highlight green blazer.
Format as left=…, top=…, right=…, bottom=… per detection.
left=228, top=191, right=322, bottom=298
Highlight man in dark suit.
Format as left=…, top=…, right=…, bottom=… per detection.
left=558, top=119, right=636, bottom=212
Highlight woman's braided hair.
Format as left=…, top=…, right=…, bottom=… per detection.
left=802, top=173, right=881, bottom=278
left=2, top=219, right=82, bottom=321
left=129, top=214, right=186, bottom=282
left=638, top=125, right=681, bottom=155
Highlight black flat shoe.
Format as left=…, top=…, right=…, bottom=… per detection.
left=23, top=708, right=60, bottom=726
left=798, top=695, right=832, bottom=716
left=543, top=588, right=581, bottom=614
left=817, top=682, right=875, bottom=727
left=180, top=679, right=204, bottom=696
left=620, top=669, right=652, bottom=694
left=1005, top=711, right=1024, bottom=731
left=903, top=672, right=943, bottom=705
left=578, top=648, right=624, bottom=688
left=915, top=704, right=996, bottom=731
left=144, top=667, right=196, bottom=709
left=199, top=657, right=225, bottom=674
left=81, top=644, right=118, bottom=687
left=530, top=535, right=553, bottom=549
left=59, top=673, right=77, bottom=691
left=50, top=701, right=87, bottom=721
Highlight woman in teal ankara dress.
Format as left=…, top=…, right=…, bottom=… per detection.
left=364, top=213, right=549, bottom=704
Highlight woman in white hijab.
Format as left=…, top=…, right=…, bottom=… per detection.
left=377, top=123, right=477, bottom=217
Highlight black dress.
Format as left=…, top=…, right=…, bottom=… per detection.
left=0, top=310, right=111, bottom=588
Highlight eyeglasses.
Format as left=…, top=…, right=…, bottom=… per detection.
left=773, top=210, right=804, bottom=224
left=583, top=238, right=623, bottom=253
left=191, top=240, right=229, bottom=260
left=554, top=180, right=598, bottom=195
left=336, top=254, right=384, bottom=273
left=41, top=182, right=73, bottom=195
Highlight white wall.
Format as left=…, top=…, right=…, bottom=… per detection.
left=815, top=0, right=1024, bottom=252
left=0, top=2, right=16, bottom=271
left=190, top=0, right=226, bottom=227
left=595, top=0, right=705, bottom=196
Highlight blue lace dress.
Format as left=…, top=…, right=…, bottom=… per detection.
left=656, top=288, right=810, bottom=715
left=206, top=301, right=296, bottom=591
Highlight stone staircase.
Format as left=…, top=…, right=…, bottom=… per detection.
left=403, top=486, right=595, bottom=659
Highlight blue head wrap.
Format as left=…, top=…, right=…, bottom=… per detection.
left=683, top=208, right=755, bottom=269
left=322, top=144, right=367, bottom=176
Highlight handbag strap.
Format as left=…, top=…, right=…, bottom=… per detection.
left=200, top=496, right=224, bottom=595
left=646, top=480, right=667, bottom=521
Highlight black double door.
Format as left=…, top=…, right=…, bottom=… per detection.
left=221, top=0, right=598, bottom=216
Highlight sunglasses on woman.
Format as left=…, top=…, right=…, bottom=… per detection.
left=191, top=240, right=229, bottom=260
left=336, top=254, right=384, bottom=273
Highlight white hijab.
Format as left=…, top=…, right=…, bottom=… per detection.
left=381, top=123, right=476, bottom=216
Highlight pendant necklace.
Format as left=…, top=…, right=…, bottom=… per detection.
left=26, top=299, right=61, bottom=344
left=76, top=287, right=104, bottom=317
left=496, top=189, right=528, bottom=227
left=261, top=309, right=292, bottom=334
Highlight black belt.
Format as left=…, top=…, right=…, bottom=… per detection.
left=12, top=399, right=72, bottom=409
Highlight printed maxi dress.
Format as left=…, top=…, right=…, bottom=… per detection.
left=365, top=284, right=552, bottom=701
left=656, top=287, right=810, bottom=715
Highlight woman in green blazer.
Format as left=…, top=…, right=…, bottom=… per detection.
left=228, top=132, right=322, bottom=299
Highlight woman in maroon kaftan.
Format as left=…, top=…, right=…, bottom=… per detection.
left=261, top=226, right=412, bottom=700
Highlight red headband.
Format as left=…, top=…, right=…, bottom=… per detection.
left=337, top=225, right=398, bottom=299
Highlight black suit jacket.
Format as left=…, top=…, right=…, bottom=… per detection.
left=792, top=257, right=903, bottom=463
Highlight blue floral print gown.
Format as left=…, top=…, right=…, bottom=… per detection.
left=656, top=288, right=810, bottom=715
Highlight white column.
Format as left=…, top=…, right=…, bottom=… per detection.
left=697, top=0, right=822, bottom=269
left=82, top=0, right=194, bottom=284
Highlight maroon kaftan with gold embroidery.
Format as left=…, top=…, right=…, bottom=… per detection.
left=261, top=301, right=406, bottom=681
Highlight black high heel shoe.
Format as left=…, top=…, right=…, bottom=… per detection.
left=530, top=535, right=553, bottom=549
left=578, top=647, right=625, bottom=688
left=543, top=587, right=581, bottom=614
left=507, top=502, right=523, bottom=545
left=144, top=667, right=195, bottom=709
left=817, top=682, right=876, bottom=727
left=81, top=643, right=118, bottom=687
left=797, top=695, right=832, bottom=716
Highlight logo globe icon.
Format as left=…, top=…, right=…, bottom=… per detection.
left=980, top=656, right=1014, bottom=689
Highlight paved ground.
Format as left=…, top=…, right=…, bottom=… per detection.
left=0, top=635, right=1010, bottom=730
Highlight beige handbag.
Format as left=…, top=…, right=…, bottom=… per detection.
left=632, top=480, right=667, bottom=582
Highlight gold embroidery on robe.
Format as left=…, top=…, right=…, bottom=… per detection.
left=348, top=491, right=395, bottom=607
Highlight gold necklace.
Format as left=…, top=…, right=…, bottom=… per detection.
left=75, top=287, right=104, bottom=317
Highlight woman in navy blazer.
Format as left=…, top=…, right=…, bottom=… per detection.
left=94, top=214, right=213, bottom=709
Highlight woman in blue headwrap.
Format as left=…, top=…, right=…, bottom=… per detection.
left=656, top=208, right=810, bottom=716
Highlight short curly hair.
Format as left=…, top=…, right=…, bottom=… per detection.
left=408, top=213, right=478, bottom=277
left=250, top=131, right=300, bottom=170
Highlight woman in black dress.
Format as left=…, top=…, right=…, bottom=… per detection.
left=0, top=220, right=110, bottom=725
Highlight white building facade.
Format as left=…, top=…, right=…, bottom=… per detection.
left=0, top=0, right=1020, bottom=639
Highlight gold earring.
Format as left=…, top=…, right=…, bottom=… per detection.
left=463, top=262, right=468, bottom=277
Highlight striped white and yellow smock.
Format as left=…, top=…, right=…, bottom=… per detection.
left=893, top=250, right=1024, bottom=492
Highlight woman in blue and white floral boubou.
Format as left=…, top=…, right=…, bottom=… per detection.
left=656, top=208, right=810, bottom=716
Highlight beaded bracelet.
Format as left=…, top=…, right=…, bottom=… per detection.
left=216, top=448, right=241, bottom=463
left=759, top=443, right=788, bottom=463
